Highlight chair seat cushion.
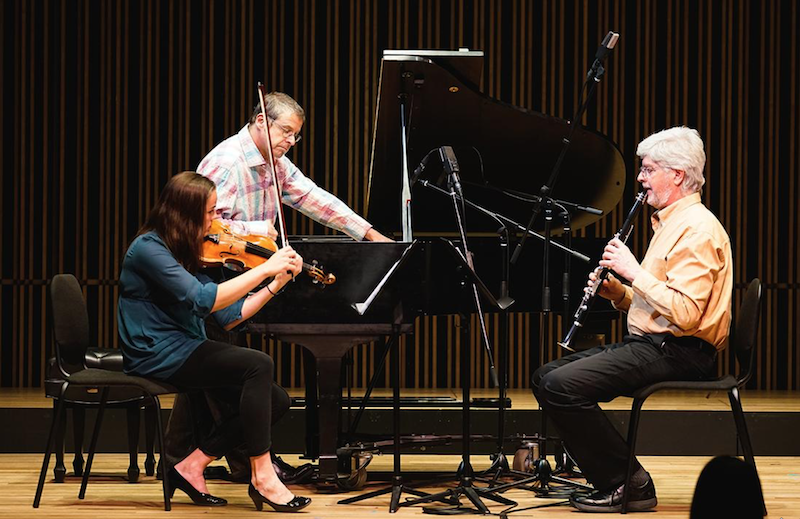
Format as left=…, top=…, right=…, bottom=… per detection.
left=631, top=374, right=737, bottom=400
left=46, top=353, right=146, bottom=404
left=67, top=368, right=180, bottom=397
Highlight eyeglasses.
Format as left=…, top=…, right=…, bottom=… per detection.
left=638, top=165, right=662, bottom=178
left=269, top=118, right=302, bottom=144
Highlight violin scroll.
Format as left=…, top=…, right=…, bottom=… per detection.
left=308, top=260, right=336, bottom=286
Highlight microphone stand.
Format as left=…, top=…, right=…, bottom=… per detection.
left=418, top=180, right=590, bottom=264
left=510, top=31, right=618, bottom=266
left=416, top=179, right=593, bottom=498
left=497, top=31, right=618, bottom=496
left=482, top=223, right=511, bottom=481
left=403, top=175, right=515, bottom=515
left=521, top=199, right=588, bottom=497
left=552, top=206, right=585, bottom=480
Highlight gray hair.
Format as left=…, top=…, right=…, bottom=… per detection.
left=636, top=126, right=706, bottom=193
left=249, top=91, right=305, bottom=124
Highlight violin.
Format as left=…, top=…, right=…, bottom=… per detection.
left=200, top=220, right=335, bottom=286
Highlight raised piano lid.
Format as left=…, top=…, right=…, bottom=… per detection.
left=366, top=49, right=626, bottom=237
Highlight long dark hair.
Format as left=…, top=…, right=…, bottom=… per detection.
left=137, top=171, right=216, bottom=272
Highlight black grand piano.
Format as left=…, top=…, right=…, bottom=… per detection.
left=246, top=49, right=626, bottom=485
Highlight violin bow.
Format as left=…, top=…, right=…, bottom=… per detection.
left=257, top=82, right=290, bottom=249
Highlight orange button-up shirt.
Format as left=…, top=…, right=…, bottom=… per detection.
left=614, top=193, right=733, bottom=349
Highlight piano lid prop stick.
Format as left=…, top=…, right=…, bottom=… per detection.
left=399, top=95, right=413, bottom=242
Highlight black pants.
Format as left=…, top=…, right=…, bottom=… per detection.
left=531, top=334, right=716, bottom=491
left=165, top=340, right=288, bottom=458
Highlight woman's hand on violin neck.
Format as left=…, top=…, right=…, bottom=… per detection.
left=260, top=246, right=303, bottom=279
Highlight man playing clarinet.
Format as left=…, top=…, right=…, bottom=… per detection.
left=532, top=126, right=733, bottom=512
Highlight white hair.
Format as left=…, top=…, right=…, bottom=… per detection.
left=636, top=126, right=706, bottom=193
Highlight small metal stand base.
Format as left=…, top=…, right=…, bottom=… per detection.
left=474, top=436, right=593, bottom=501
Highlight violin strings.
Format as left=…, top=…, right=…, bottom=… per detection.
left=245, top=241, right=317, bottom=272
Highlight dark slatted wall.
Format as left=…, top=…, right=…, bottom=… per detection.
left=2, top=0, right=798, bottom=391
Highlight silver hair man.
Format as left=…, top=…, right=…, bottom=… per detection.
left=636, top=126, right=706, bottom=194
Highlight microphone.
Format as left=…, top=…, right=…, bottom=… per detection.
left=410, top=149, right=436, bottom=186
left=595, top=31, right=620, bottom=60
left=588, top=31, right=619, bottom=80
left=438, top=146, right=462, bottom=195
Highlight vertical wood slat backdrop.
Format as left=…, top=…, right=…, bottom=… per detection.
left=1, top=0, right=798, bottom=391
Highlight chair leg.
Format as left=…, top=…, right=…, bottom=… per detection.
left=53, top=400, right=67, bottom=483
left=622, top=398, right=645, bottom=514
left=728, top=388, right=756, bottom=467
left=72, top=406, right=85, bottom=477
left=126, top=405, right=141, bottom=482
left=729, top=387, right=766, bottom=516
left=144, top=402, right=157, bottom=476
left=151, top=396, right=171, bottom=511
left=79, top=387, right=109, bottom=500
left=33, top=382, right=69, bottom=508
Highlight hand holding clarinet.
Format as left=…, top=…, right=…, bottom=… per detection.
left=559, top=191, right=647, bottom=351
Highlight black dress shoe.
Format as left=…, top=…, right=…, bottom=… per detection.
left=570, top=477, right=657, bottom=513
left=248, top=484, right=311, bottom=512
left=168, top=468, right=228, bottom=506
left=272, top=454, right=315, bottom=485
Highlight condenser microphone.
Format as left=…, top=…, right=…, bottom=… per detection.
left=595, top=31, right=619, bottom=61
left=588, top=31, right=619, bottom=80
left=438, top=146, right=462, bottom=196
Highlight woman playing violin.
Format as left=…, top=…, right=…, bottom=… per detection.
left=117, top=171, right=310, bottom=512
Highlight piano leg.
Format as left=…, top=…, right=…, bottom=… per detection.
left=302, top=351, right=319, bottom=460
left=314, top=355, right=344, bottom=484
left=282, top=335, right=383, bottom=486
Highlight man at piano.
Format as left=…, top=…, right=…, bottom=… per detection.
left=532, top=127, right=732, bottom=512
left=197, top=90, right=391, bottom=243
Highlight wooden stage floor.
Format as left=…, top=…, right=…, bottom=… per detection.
left=4, top=454, right=799, bottom=518
left=2, top=387, right=800, bottom=412
left=3, top=388, right=799, bottom=517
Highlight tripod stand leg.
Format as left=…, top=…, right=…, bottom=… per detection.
left=550, top=474, right=593, bottom=490
left=402, top=488, right=459, bottom=507
left=338, top=485, right=394, bottom=505
left=475, top=487, right=517, bottom=506
left=389, top=485, right=403, bottom=513
left=461, top=487, right=491, bottom=514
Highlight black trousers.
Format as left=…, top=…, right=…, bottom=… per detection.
left=531, top=334, right=716, bottom=491
left=165, top=339, right=289, bottom=458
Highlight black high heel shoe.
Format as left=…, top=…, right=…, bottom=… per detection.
left=168, top=467, right=227, bottom=506
left=248, top=484, right=311, bottom=512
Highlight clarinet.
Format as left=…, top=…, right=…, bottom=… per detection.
left=558, top=190, right=648, bottom=351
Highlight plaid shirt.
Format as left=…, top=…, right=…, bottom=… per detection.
left=198, top=125, right=372, bottom=240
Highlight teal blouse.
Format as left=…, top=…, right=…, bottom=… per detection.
left=117, top=232, right=245, bottom=379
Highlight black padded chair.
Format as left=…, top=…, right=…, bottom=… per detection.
left=621, top=278, right=765, bottom=514
left=33, top=274, right=183, bottom=511
left=45, top=342, right=157, bottom=483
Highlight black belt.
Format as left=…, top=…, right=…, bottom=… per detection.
left=663, top=334, right=718, bottom=357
